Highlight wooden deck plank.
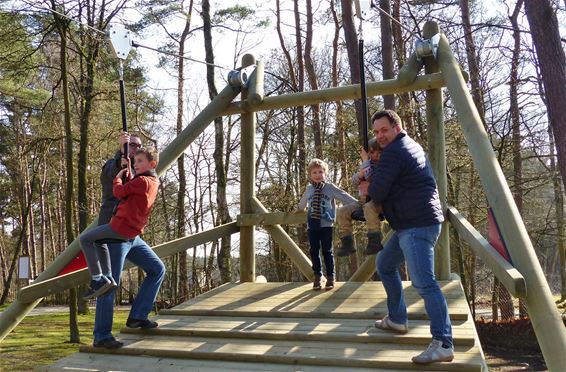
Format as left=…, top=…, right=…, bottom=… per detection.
left=47, top=280, right=487, bottom=371
left=121, top=315, right=476, bottom=346
left=39, top=353, right=448, bottom=372
left=79, top=334, right=484, bottom=372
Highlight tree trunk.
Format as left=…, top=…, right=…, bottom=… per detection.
left=202, top=0, right=233, bottom=284
left=379, top=0, right=395, bottom=109
left=392, top=0, right=414, bottom=136
left=39, top=162, right=48, bottom=272
left=52, top=3, right=80, bottom=342
left=549, top=125, right=566, bottom=302
left=340, top=0, right=364, bottom=145
left=175, top=0, right=193, bottom=301
left=304, top=0, right=323, bottom=158
left=25, top=164, right=37, bottom=278
left=459, top=0, right=486, bottom=125
left=509, top=0, right=528, bottom=318
left=525, top=0, right=566, bottom=199
left=293, top=0, right=306, bottom=186
left=330, top=0, right=348, bottom=189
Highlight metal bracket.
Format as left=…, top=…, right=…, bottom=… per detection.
left=107, top=24, right=132, bottom=60
left=227, top=65, right=256, bottom=88
left=415, top=33, right=440, bottom=61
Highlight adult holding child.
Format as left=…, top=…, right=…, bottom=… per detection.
left=90, top=132, right=165, bottom=349
left=363, top=110, right=453, bottom=364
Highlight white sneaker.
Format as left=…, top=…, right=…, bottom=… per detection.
left=412, top=339, right=454, bottom=364
left=374, top=315, right=408, bottom=334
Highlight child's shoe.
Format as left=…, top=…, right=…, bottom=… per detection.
left=364, top=231, right=384, bottom=255
left=351, top=206, right=366, bottom=221
left=336, top=235, right=356, bottom=257
left=313, top=276, right=322, bottom=290
left=82, top=276, right=114, bottom=300
left=325, top=276, right=335, bottom=290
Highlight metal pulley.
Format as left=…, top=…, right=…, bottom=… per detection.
left=227, top=65, right=256, bottom=88
left=415, top=33, right=440, bottom=60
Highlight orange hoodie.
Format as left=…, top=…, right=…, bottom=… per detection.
left=109, top=171, right=158, bottom=238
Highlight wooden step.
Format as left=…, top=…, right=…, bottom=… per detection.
left=121, top=314, right=477, bottom=346
left=40, top=353, right=445, bottom=372
left=160, top=281, right=469, bottom=321
left=79, top=334, right=484, bottom=371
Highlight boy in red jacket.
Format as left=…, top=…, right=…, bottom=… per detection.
left=79, top=146, right=159, bottom=299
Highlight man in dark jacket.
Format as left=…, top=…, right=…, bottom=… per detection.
left=365, top=110, right=453, bottom=364
left=92, top=132, right=165, bottom=349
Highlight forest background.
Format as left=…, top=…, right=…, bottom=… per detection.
left=0, top=0, right=565, bottom=348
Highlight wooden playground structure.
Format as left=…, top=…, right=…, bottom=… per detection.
left=1, top=21, right=565, bottom=371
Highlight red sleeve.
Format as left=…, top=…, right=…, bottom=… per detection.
left=113, top=177, right=144, bottom=199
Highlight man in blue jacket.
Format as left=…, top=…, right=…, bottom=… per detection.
left=365, top=110, right=453, bottom=364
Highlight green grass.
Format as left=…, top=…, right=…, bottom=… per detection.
left=1, top=309, right=130, bottom=371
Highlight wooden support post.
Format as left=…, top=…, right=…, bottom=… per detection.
left=247, top=60, right=264, bottom=106
left=0, top=81, right=242, bottom=342
left=237, top=211, right=306, bottom=226
left=437, top=32, right=566, bottom=370
left=396, top=52, right=423, bottom=86
left=446, top=207, right=526, bottom=298
left=239, top=54, right=257, bottom=282
left=349, top=230, right=393, bottom=282
left=220, top=73, right=449, bottom=116
left=423, top=22, right=450, bottom=280
left=16, top=222, right=240, bottom=303
left=251, top=198, right=314, bottom=281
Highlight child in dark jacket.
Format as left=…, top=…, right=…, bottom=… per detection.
left=79, top=146, right=159, bottom=300
left=336, top=137, right=385, bottom=256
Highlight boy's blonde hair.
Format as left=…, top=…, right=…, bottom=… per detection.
left=136, top=146, right=159, bottom=165
left=307, top=158, right=328, bottom=175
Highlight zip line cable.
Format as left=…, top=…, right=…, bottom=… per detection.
left=42, top=7, right=231, bottom=70
left=131, top=41, right=232, bottom=71
left=47, top=7, right=106, bottom=36
left=367, top=0, right=416, bottom=38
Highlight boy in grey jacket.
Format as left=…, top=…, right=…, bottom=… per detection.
left=336, top=138, right=384, bottom=256
left=298, top=159, right=357, bottom=290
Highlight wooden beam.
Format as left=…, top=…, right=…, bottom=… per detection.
left=349, top=230, right=393, bottom=282
left=237, top=211, right=306, bottom=227
left=423, top=22, right=450, bottom=280
left=219, top=73, right=448, bottom=116
left=446, top=207, right=525, bottom=298
left=438, top=32, right=566, bottom=370
left=239, top=54, right=257, bottom=283
left=251, top=198, right=313, bottom=281
left=16, top=222, right=240, bottom=304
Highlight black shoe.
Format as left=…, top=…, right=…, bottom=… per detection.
left=93, top=336, right=123, bottom=349
left=351, top=207, right=366, bottom=221
left=365, top=231, right=384, bottom=255
left=336, top=235, right=356, bottom=257
left=82, top=277, right=114, bottom=300
left=312, top=276, right=322, bottom=290
left=325, top=277, right=335, bottom=290
left=126, top=317, right=158, bottom=329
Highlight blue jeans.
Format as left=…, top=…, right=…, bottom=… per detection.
left=308, top=227, right=334, bottom=278
left=376, top=224, right=453, bottom=347
left=93, top=236, right=165, bottom=342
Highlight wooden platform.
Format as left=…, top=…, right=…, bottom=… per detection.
left=41, top=281, right=488, bottom=371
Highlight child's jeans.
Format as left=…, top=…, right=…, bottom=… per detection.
left=337, top=200, right=383, bottom=236
left=79, top=224, right=128, bottom=277
left=308, top=226, right=334, bottom=278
